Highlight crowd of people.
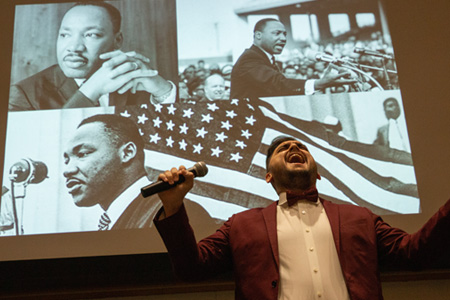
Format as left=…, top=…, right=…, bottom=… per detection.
left=178, top=60, right=233, bottom=102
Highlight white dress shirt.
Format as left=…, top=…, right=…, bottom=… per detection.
left=277, top=192, right=350, bottom=299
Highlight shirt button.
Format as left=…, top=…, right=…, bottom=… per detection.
left=306, top=228, right=310, bottom=233
left=309, top=247, right=314, bottom=251
left=313, top=268, right=318, bottom=273
left=301, top=210, right=306, bottom=215
left=318, top=292, right=322, bottom=297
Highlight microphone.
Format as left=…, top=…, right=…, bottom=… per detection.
left=305, top=51, right=350, bottom=65
left=141, top=161, right=208, bottom=198
left=354, top=47, right=393, bottom=60
left=9, top=158, right=48, bottom=184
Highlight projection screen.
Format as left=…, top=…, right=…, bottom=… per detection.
left=0, top=0, right=449, bottom=263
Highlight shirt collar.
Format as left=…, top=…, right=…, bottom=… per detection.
left=105, top=176, right=151, bottom=227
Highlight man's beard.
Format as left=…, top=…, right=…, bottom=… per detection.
left=277, top=169, right=315, bottom=191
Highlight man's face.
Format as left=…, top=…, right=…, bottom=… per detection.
left=266, top=140, right=318, bottom=192
left=204, top=75, right=225, bottom=101
left=57, top=5, right=120, bottom=79
left=256, top=21, right=287, bottom=55
left=63, top=122, right=122, bottom=208
left=283, top=68, right=297, bottom=79
left=384, top=99, right=401, bottom=120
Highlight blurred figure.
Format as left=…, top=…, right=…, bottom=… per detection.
left=373, top=97, right=409, bottom=152
left=178, top=81, right=192, bottom=102
left=283, top=66, right=297, bottom=79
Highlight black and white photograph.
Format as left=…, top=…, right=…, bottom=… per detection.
left=8, top=0, right=178, bottom=111
left=177, top=0, right=399, bottom=102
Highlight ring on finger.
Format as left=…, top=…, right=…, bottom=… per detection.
left=131, top=62, right=139, bottom=70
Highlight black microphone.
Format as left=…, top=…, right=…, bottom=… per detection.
left=141, top=161, right=208, bottom=198
left=9, top=158, right=48, bottom=184
left=354, top=47, right=393, bottom=60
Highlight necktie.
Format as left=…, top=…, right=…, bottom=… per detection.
left=271, top=56, right=278, bottom=69
left=98, top=212, right=111, bottom=231
left=286, top=187, right=319, bottom=206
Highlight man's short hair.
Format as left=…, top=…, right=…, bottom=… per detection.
left=383, top=97, right=398, bottom=108
left=254, top=18, right=280, bottom=33
left=265, top=136, right=308, bottom=171
left=71, top=1, right=122, bottom=33
left=78, top=114, right=145, bottom=162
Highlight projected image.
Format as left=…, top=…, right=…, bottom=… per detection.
left=8, top=0, right=178, bottom=111
left=177, top=0, right=398, bottom=101
left=2, top=107, right=218, bottom=236
left=1, top=0, right=419, bottom=240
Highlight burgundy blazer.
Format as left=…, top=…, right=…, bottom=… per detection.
left=230, top=45, right=306, bottom=100
left=155, top=198, right=450, bottom=300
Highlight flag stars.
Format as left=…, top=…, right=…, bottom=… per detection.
left=149, top=133, right=161, bottom=144
left=230, top=152, right=243, bottom=162
left=193, top=143, right=203, bottom=154
left=215, top=132, right=228, bottom=142
left=166, top=120, right=175, bottom=131
left=183, top=108, right=194, bottom=118
left=245, top=115, right=256, bottom=126
left=154, top=103, right=163, bottom=112
left=221, top=120, right=233, bottom=130
left=207, top=103, right=219, bottom=112
left=241, top=129, right=252, bottom=139
left=179, top=123, right=189, bottom=134
left=226, top=110, right=237, bottom=119
left=179, top=139, right=187, bottom=150
left=196, top=127, right=208, bottom=138
left=120, top=110, right=131, bottom=118
left=152, top=116, right=162, bottom=128
left=137, top=113, right=149, bottom=124
left=247, top=103, right=255, bottom=111
left=235, top=140, right=247, bottom=149
left=167, top=104, right=177, bottom=115
left=166, top=136, right=174, bottom=148
left=201, top=113, right=214, bottom=123
left=211, top=146, right=223, bottom=157
left=140, top=104, right=148, bottom=109
left=231, top=99, right=239, bottom=106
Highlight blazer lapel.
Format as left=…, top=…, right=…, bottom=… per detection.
left=321, top=198, right=341, bottom=258
left=262, top=202, right=279, bottom=268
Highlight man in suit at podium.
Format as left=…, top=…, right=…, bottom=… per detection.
left=230, top=18, right=354, bottom=100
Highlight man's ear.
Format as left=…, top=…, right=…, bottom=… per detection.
left=255, top=31, right=262, bottom=40
left=120, top=142, right=137, bottom=163
left=265, top=172, right=273, bottom=183
left=114, top=32, right=123, bottom=49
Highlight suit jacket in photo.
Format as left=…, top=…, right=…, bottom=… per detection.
left=113, top=193, right=218, bottom=234
left=155, top=198, right=450, bottom=300
left=230, top=45, right=306, bottom=100
left=9, top=64, right=151, bottom=111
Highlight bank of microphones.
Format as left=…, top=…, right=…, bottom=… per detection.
left=141, top=161, right=208, bottom=198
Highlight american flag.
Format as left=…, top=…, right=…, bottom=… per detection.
left=116, top=98, right=419, bottom=219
